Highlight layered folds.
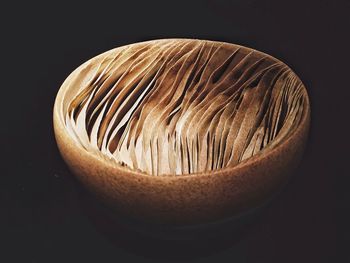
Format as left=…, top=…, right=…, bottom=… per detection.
left=62, top=39, right=306, bottom=175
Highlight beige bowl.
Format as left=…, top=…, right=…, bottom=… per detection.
left=53, top=39, right=310, bottom=225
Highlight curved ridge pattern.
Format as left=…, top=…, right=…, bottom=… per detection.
left=63, top=39, right=306, bottom=175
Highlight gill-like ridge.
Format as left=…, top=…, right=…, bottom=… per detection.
left=64, top=40, right=306, bottom=175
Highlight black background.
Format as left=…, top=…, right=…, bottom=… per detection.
left=2, top=1, right=348, bottom=262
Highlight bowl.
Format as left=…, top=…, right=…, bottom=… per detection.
left=53, top=39, right=310, bottom=229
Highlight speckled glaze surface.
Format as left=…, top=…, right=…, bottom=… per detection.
left=53, top=39, right=310, bottom=225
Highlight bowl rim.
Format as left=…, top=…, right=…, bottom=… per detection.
left=53, top=38, right=311, bottom=179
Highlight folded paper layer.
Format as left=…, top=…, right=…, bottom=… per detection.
left=62, top=39, right=307, bottom=176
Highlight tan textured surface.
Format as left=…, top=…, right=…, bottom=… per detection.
left=53, top=39, right=310, bottom=225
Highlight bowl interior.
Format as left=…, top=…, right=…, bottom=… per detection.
left=59, top=39, right=307, bottom=176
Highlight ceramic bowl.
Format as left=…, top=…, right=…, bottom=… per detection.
left=53, top=39, right=310, bottom=227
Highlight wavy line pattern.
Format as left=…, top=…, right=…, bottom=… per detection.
left=63, top=39, right=306, bottom=175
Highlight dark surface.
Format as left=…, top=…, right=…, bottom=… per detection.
left=2, top=1, right=347, bottom=262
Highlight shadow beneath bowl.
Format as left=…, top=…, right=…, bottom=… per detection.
left=75, top=182, right=268, bottom=261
